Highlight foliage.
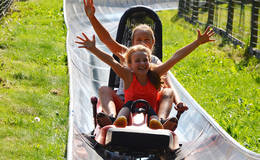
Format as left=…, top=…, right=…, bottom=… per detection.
left=0, top=0, right=68, bottom=159
left=158, top=10, right=259, bottom=153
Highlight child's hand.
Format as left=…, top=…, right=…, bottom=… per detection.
left=83, top=0, right=95, bottom=18
left=76, top=33, right=96, bottom=50
left=197, top=26, right=215, bottom=45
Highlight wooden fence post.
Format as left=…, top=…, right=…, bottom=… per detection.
left=185, top=0, right=191, bottom=16
left=207, top=0, right=215, bottom=26
left=250, top=0, right=259, bottom=49
left=226, top=0, right=234, bottom=34
left=178, top=0, right=185, bottom=17
left=191, top=0, right=199, bottom=23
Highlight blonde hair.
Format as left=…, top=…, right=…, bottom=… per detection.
left=124, top=45, right=152, bottom=65
left=131, top=24, right=155, bottom=50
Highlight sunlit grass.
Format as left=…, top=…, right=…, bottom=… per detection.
left=158, top=10, right=259, bottom=153
left=0, top=0, right=68, bottom=159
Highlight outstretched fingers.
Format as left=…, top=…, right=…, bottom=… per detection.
left=76, top=35, right=85, bottom=42
left=208, top=31, right=215, bottom=38
left=204, top=26, right=211, bottom=33
left=84, top=0, right=92, bottom=7
left=86, top=0, right=93, bottom=7
left=205, top=27, right=215, bottom=37
left=75, top=33, right=96, bottom=49
left=82, top=32, right=90, bottom=41
left=207, top=29, right=214, bottom=35
left=75, top=41, right=84, bottom=45
left=75, top=32, right=89, bottom=42
left=75, top=36, right=86, bottom=48
left=84, top=0, right=95, bottom=17
left=197, top=26, right=216, bottom=44
left=92, top=34, right=95, bottom=42
left=206, top=28, right=215, bottom=41
left=197, top=29, right=202, bottom=37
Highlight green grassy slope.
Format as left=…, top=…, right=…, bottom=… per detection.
left=158, top=10, right=259, bottom=153
left=0, top=0, right=68, bottom=159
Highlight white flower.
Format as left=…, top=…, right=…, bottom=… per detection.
left=34, top=117, right=40, bottom=122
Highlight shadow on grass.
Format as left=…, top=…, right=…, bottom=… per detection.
left=170, top=14, right=182, bottom=23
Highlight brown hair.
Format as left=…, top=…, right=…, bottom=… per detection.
left=124, top=45, right=161, bottom=90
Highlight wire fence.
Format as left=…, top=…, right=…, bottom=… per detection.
left=1, top=0, right=259, bottom=56
left=0, top=0, right=14, bottom=21
left=178, top=0, right=260, bottom=57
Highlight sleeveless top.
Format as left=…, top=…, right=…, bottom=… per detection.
left=124, top=73, right=159, bottom=113
left=116, top=55, right=160, bottom=96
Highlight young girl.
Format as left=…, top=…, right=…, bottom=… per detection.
left=83, top=0, right=189, bottom=131
left=76, top=26, right=215, bottom=129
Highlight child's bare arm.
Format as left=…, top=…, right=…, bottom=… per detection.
left=83, top=0, right=127, bottom=62
left=76, top=33, right=130, bottom=80
left=155, top=26, right=215, bottom=75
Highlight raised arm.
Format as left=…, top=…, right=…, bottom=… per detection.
left=76, top=33, right=131, bottom=81
left=154, top=26, right=215, bottom=76
left=83, top=0, right=127, bottom=61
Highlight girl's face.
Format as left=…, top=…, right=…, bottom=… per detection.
left=132, top=30, right=155, bottom=50
left=129, top=51, right=150, bottom=75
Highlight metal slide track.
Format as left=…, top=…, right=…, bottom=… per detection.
left=63, top=0, right=260, bottom=159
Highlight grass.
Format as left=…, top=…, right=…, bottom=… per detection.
left=0, top=0, right=68, bottom=159
left=158, top=10, right=259, bottom=153
left=0, top=0, right=259, bottom=159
